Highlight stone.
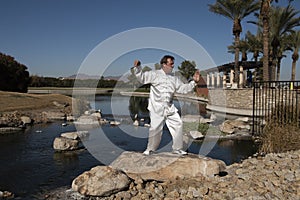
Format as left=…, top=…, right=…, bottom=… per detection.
left=189, top=130, right=204, bottom=140
left=20, top=116, right=32, bottom=124
left=53, top=137, right=79, bottom=151
left=42, top=111, right=66, bottom=120
left=60, top=131, right=89, bottom=140
left=61, top=132, right=79, bottom=140
left=75, top=115, right=99, bottom=125
left=110, top=151, right=226, bottom=182
left=72, top=166, right=131, bottom=197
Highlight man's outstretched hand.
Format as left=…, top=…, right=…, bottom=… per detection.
left=193, top=70, right=200, bottom=83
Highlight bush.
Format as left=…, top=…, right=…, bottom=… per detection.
left=259, top=104, right=300, bottom=154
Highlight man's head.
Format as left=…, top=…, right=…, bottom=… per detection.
left=160, top=55, right=175, bottom=74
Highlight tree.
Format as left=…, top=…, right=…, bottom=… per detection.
left=288, top=30, right=300, bottom=81
left=258, top=0, right=295, bottom=81
left=245, top=31, right=263, bottom=62
left=269, top=5, right=300, bottom=80
left=209, top=0, right=260, bottom=86
left=178, top=60, right=197, bottom=81
left=0, top=52, right=29, bottom=92
left=154, top=63, right=161, bottom=70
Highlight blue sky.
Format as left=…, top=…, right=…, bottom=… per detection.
left=1, top=0, right=299, bottom=80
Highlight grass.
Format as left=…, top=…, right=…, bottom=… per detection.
left=0, top=91, right=73, bottom=112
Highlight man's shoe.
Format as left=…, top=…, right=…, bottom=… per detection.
left=143, top=150, right=153, bottom=155
left=172, top=149, right=188, bottom=155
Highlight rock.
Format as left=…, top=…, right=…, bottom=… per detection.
left=110, top=121, right=121, bottom=126
left=72, top=166, right=131, bottom=197
left=0, top=127, right=23, bottom=133
left=219, top=119, right=250, bottom=134
left=42, top=111, right=66, bottom=120
left=219, top=121, right=235, bottom=134
left=91, top=112, right=101, bottom=119
left=74, top=115, right=99, bottom=125
left=236, top=117, right=249, bottom=122
left=0, top=190, right=14, bottom=199
left=66, top=115, right=75, bottom=121
left=133, top=120, right=139, bottom=126
left=60, top=131, right=89, bottom=140
left=110, top=151, right=226, bottom=182
left=20, top=116, right=32, bottom=124
left=189, top=130, right=204, bottom=140
left=53, top=137, right=79, bottom=151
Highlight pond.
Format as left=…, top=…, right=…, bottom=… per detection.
left=0, top=94, right=257, bottom=199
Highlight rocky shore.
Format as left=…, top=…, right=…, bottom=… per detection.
left=42, top=149, right=300, bottom=200
left=0, top=91, right=90, bottom=133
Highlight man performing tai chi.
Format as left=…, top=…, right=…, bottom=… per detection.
left=132, top=55, right=200, bottom=155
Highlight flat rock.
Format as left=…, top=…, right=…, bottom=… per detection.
left=110, top=151, right=226, bottom=182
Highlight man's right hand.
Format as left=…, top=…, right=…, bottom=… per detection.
left=134, top=60, right=141, bottom=67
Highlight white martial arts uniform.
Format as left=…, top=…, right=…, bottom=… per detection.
left=133, top=66, right=196, bottom=152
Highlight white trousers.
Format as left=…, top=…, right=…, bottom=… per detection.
left=146, top=110, right=183, bottom=151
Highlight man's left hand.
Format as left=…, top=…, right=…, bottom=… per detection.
left=193, top=70, right=200, bottom=83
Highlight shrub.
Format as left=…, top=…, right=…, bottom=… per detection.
left=259, top=104, right=300, bottom=154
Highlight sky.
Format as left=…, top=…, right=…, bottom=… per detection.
left=0, top=0, right=300, bottom=80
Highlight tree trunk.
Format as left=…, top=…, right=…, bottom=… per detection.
left=261, top=0, right=271, bottom=82
left=276, top=57, right=282, bottom=81
left=291, top=51, right=298, bottom=81
left=291, top=60, right=297, bottom=81
left=234, top=34, right=240, bottom=86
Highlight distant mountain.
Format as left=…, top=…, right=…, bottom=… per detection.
left=66, top=73, right=99, bottom=80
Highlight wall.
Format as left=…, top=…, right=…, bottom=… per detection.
left=208, top=88, right=253, bottom=110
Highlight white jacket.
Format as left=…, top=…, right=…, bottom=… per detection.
left=133, top=66, right=196, bottom=116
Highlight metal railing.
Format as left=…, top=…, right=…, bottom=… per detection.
left=252, top=81, right=300, bottom=135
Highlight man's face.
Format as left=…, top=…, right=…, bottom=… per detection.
left=163, top=58, right=174, bottom=74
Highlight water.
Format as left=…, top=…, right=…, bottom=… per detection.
left=0, top=95, right=257, bottom=199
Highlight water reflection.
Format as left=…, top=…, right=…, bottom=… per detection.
left=128, top=96, right=149, bottom=121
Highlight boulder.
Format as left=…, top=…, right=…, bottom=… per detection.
left=189, top=130, right=204, bottom=140
left=219, top=119, right=251, bottom=134
left=72, top=166, right=130, bottom=197
left=110, top=151, right=226, bottom=182
left=53, top=137, right=79, bottom=151
left=60, top=131, right=89, bottom=140
left=20, top=116, right=32, bottom=124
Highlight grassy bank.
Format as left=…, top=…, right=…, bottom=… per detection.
left=0, top=91, right=73, bottom=112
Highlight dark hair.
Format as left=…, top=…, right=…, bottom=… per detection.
left=160, top=55, right=175, bottom=65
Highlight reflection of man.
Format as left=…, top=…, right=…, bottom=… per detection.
left=132, top=55, right=200, bottom=155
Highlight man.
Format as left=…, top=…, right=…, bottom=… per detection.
left=132, top=55, right=200, bottom=155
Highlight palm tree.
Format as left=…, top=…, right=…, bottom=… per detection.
left=269, top=5, right=300, bottom=80
left=288, top=30, right=300, bottom=81
left=209, top=0, right=260, bottom=87
left=245, top=31, right=263, bottom=62
left=259, top=0, right=295, bottom=81
left=260, top=0, right=273, bottom=81
left=228, top=38, right=250, bottom=62
left=275, top=34, right=290, bottom=80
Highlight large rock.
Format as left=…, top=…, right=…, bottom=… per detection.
left=110, top=151, right=226, bottom=182
left=219, top=119, right=250, bottom=134
left=20, top=116, right=32, bottom=124
left=60, top=131, right=89, bottom=140
left=71, top=166, right=130, bottom=197
left=42, top=111, right=66, bottom=120
left=53, top=137, right=79, bottom=151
